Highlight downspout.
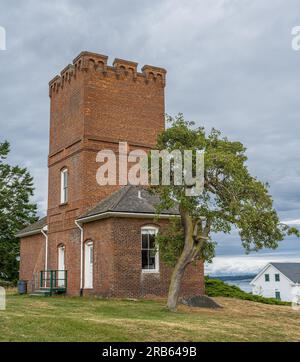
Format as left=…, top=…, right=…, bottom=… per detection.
left=41, top=226, right=48, bottom=288
left=75, top=220, right=84, bottom=296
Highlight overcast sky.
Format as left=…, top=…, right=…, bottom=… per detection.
left=1, top=0, right=300, bottom=274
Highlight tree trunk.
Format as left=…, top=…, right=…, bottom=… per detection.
left=167, top=250, right=192, bottom=311
left=166, top=208, right=208, bottom=312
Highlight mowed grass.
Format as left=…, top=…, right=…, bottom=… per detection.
left=1, top=291, right=300, bottom=342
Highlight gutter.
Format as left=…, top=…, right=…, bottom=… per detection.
left=16, top=229, right=42, bottom=238
left=76, top=211, right=179, bottom=224
left=41, top=226, right=48, bottom=288
left=75, top=220, right=84, bottom=296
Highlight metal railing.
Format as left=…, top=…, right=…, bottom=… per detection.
left=40, top=270, right=68, bottom=296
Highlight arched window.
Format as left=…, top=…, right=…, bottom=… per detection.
left=84, top=241, right=93, bottom=289
left=60, top=168, right=68, bottom=204
left=57, top=245, right=65, bottom=287
left=141, top=226, right=159, bottom=273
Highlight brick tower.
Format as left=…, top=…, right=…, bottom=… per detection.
left=47, top=51, right=167, bottom=293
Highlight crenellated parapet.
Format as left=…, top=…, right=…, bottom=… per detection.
left=113, top=58, right=138, bottom=80
left=49, top=51, right=166, bottom=97
left=142, top=65, right=166, bottom=87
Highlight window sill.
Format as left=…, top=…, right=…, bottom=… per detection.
left=59, top=202, right=68, bottom=207
left=142, top=270, right=160, bottom=274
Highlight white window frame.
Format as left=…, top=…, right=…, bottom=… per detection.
left=60, top=168, right=68, bottom=204
left=141, top=226, right=159, bottom=274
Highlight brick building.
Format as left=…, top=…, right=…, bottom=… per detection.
left=17, top=51, right=204, bottom=298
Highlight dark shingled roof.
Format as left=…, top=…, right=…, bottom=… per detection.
left=16, top=216, right=47, bottom=237
left=78, top=185, right=179, bottom=220
left=271, top=263, right=300, bottom=283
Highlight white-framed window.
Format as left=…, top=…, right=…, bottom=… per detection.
left=141, top=226, right=159, bottom=273
left=60, top=168, right=68, bottom=204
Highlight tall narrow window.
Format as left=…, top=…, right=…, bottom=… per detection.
left=60, top=168, right=68, bottom=204
left=265, top=274, right=270, bottom=282
left=141, top=227, right=159, bottom=273
left=275, top=274, right=280, bottom=282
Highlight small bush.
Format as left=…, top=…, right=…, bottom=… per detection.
left=205, top=277, right=290, bottom=306
left=0, top=279, right=15, bottom=288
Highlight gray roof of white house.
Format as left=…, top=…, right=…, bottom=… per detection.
left=78, top=185, right=179, bottom=220
left=271, top=263, right=300, bottom=283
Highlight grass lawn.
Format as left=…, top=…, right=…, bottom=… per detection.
left=1, top=291, right=300, bottom=342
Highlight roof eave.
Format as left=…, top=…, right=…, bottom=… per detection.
left=250, top=263, right=272, bottom=284
left=76, top=211, right=179, bottom=224
left=16, top=229, right=43, bottom=238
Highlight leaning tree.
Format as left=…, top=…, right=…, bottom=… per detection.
left=149, top=114, right=299, bottom=311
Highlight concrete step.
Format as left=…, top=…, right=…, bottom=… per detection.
left=29, top=289, right=51, bottom=297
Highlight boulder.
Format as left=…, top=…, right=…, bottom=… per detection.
left=180, top=295, right=222, bottom=309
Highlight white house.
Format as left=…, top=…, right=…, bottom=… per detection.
left=250, top=263, right=300, bottom=302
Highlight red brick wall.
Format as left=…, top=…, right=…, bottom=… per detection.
left=111, top=218, right=204, bottom=298
left=83, top=58, right=165, bottom=147
left=47, top=228, right=81, bottom=295
left=82, top=217, right=204, bottom=298
left=19, top=234, right=45, bottom=292
left=48, top=52, right=166, bottom=225
left=83, top=219, right=115, bottom=297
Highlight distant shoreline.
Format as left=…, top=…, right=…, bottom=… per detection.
left=208, top=274, right=256, bottom=281
left=207, top=274, right=255, bottom=293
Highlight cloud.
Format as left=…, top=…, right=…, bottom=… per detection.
left=206, top=253, right=300, bottom=276
left=282, top=219, right=300, bottom=225
left=0, top=0, right=300, bottom=257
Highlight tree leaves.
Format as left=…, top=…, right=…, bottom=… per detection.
left=0, top=140, right=37, bottom=281
left=150, top=114, right=299, bottom=262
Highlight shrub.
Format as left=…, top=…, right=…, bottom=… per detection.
left=205, top=277, right=290, bottom=306
left=0, top=279, right=15, bottom=288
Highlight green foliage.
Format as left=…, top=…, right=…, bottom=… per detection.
left=0, top=140, right=37, bottom=281
left=150, top=114, right=299, bottom=265
left=205, top=277, right=289, bottom=306
left=0, top=279, right=15, bottom=288
left=156, top=218, right=216, bottom=267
